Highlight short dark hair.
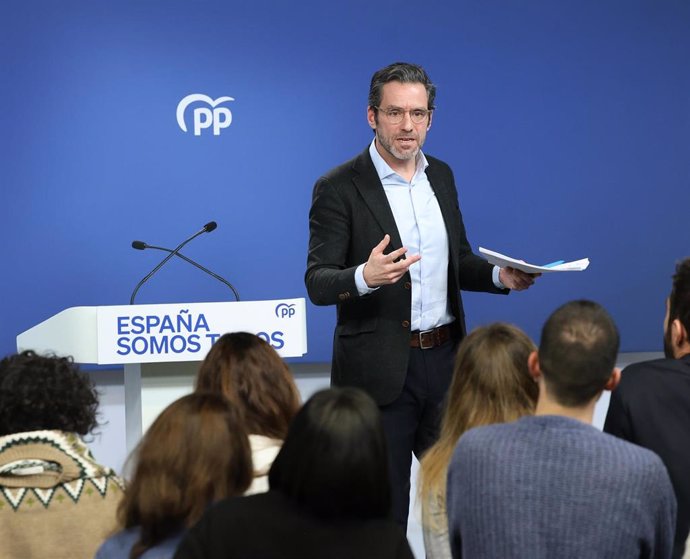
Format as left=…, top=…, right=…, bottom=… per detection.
left=368, top=62, right=436, bottom=110
left=538, top=300, right=620, bottom=407
left=0, top=350, right=99, bottom=436
left=268, top=387, right=391, bottom=519
left=669, top=258, right=690, bottom=335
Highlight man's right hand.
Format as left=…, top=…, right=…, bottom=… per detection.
left=362, top=234, right=421, bottom=287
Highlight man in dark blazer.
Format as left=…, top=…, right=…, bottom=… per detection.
left=305, top=62, right=536, bottom=528
left=605, top=258, right=690, bottom=559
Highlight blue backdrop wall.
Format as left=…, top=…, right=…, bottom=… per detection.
left=2, top=1, right=689, bottom=361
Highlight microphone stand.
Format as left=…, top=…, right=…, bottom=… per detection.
left=133, top=242, right=240, bottom=301
left=129, top=222, right=217, bottom=305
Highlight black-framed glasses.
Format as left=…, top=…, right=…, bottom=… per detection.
left=375, top=106, right=432, bottom=124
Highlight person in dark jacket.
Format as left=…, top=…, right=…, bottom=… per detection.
left=174, top=387, right=414, bottom=559
left=605, top=258, right=690, bottom=559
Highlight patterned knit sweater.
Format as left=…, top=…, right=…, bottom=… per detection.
left=447, top=415, right=677, bottom=559
left=0, top=430, right=124, bottom=559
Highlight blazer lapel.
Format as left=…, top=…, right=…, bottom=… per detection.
left=351, top=148, right=404, bottom=251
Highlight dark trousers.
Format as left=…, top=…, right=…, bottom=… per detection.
left=379, top=338, right=457, bottom=531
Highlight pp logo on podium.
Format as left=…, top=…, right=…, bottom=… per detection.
left=275, top=303, right=296, bottom=319
left=177, top=94, right=234, bottom=136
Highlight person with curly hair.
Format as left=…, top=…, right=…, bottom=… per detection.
left=195, top=332, right=301, bottom=494
left=0, top=350, right=124, bottom=559
left=95, top=392, right=253, bottom=559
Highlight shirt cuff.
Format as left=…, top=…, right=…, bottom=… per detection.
left=355, top=263, right=379, bottom=296
left=493, top=266, right=506, bottom=289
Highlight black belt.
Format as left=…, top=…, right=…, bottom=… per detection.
left=410, top=324, right=452, bottom=349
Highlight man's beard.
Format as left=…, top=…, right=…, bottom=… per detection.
left=376, top=130, right=420, bottom=161
left=663, top=326, right=675, bottom=359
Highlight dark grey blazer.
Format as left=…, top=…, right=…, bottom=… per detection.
left=305, top=147, right=506, bottom=405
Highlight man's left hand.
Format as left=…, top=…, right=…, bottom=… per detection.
left=499, top=267, right=540, bottom=291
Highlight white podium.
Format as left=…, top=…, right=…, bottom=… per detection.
left=17, top=298, right=307, bottom=453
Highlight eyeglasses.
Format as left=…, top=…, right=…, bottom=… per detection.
left=375, top=106, right=432, bottom=125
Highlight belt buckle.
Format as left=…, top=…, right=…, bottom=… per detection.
left=418, top=328, right=435, bottom=350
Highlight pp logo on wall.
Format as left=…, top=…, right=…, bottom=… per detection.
left=177, top=94, right=234, bottom=136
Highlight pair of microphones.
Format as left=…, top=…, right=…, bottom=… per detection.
left=129, top=221, right=240, bottom=304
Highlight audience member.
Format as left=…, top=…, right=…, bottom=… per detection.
left=418, top=323, right=538, bottom=559
left=174, top=387, right=414, bottom=559
left=605, top=258, right=690, bottom=559
left=195, top=332, right=300, bottom=494
left=0, top=351, right=123, bottom=559
left=447, top=300, right=677, bottom=558
left=95, top=392, right=252, bottom=559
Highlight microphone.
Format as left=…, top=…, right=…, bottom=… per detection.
left=129, top=221, right=218, bottom=305
left=132, top=240, right=240, bottom=301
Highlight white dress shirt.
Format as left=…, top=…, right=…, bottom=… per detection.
left=355, top=140, right=503, bottom=332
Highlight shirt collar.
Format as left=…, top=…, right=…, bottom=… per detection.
left=368, top=138, right=428, bottom=182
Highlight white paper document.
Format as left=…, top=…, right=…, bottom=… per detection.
left=479, top=247, right=590, bottom=274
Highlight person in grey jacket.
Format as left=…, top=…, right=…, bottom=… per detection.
left=447, top=300, right=677, bottom=559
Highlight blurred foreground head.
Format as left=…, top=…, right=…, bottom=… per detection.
left=196, top=332, right=300, bottom=439
left=119, top=392, right=252, bottom=558
left=269, top=387, right=391, bottom=519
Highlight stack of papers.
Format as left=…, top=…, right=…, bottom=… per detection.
left=479, top=247, right=590, bottom=274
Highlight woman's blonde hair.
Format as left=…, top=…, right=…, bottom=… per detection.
left=418, top=323, right=538, bottom=530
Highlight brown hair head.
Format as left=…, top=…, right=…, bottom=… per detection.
left=118, top=392, right=252, bottom=559
left=539, top=300, right=619, bottom=407
left=418, top=323, right=538, bottom=528
left=195, top=332, right=301, bottom=439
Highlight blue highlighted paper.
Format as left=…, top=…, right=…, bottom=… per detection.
left=479, top=248, right=590, bottom=274
left=542, top=260, right=566, bottom=268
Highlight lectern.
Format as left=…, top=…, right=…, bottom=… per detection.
left=17, top=298, right=307, bottom=453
